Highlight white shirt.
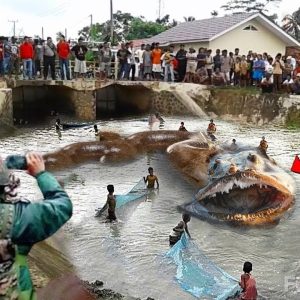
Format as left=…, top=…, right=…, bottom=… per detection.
left=135, top=49, right=145, bottom=64
left=160, top=53, right=166, bottom=67
left=291, top=57, right=296, bottom=70
left=283, top=78, right=294, bottom=85
left=261, top=76, right=273, bottom=84
left=264, top=60, right=270, bottom=71
left=127, top=47, right=135, bottom=64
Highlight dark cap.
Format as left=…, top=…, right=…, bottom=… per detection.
left=78, top=37, right=84, bottom=41
left=47, top=37, right=52, bottom=40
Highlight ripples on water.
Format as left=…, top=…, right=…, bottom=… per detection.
left=0, top=117, right=299, bottom=300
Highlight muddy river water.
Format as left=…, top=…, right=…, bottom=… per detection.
left=0, top=116, right=299, bottom=300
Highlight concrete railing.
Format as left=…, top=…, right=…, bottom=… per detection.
left=26, top=60, right=120, bottom=80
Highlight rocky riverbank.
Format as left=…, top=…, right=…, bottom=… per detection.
left=28, top=242, right=155, bottom=300
left=83, top=280, right=155, bottom=300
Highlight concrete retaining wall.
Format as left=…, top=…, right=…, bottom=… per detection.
left=5, top=79, right=300, bottom=127
left=0, top=88, right=13, bottom=126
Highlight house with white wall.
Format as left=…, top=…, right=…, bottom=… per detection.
left=145, top=13, right=300, bottom=57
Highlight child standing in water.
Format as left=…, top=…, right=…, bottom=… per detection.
left=144, top=167, right=159, bottom=189
left=259, top=136, right=268, bottom=152
left=239, top=261, right=257, bottom=300
left=55, top=118, right=62, bottom=139
left=207, top=119, right=217, bottom=141
left=94, top=124, right=99, bottom=136
left=169, top=213, right=192, bottom=246
left=96, top=185, right=117, bottom=222
left=179, top=121, right=187, bottom=131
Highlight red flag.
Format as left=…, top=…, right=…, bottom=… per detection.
left=291, top=155, right=300, bottom=174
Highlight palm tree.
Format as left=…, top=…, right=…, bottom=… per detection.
left=282, top=7, right=300, bottom=41
left=184, top=16, right=195, bottom=22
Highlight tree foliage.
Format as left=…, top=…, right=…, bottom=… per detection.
left=184, top=16, right=196, bottom=22
left=282, top=7, right=300, bottom=41
left=78, top=11, right=178, bottom=45
left=221, top=0, right=281, bottom=14
left=126, top=18, right=168, bottom=40
left=211, top=10, right=219, bottom=17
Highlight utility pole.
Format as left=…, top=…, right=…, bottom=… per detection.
left=89, top=14, right=93, bottom=40
left=65, top=28, right=67, bottom=40
left=110, top=0, right=114, bottom=45
left=158, top=0, right=161, bottom=20
left=42, top=27, right=44, bottom=39
left=8, top=20, right=18, bottom=37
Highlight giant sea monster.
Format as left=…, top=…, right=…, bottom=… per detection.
left=43, top=130, right=295, bottom=226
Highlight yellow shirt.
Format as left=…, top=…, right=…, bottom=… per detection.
left=146, top=175, right=157, bottom=188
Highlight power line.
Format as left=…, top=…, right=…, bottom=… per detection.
left=8, top=20, right=18, bottom=37
left=37, top=0, right=71, bottom=17
left=158, top=0, right=161, bottom=19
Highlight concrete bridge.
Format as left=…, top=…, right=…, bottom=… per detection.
left=1, top=79, right=300, bottom=128
left=1, top=79, right=208, bottom=123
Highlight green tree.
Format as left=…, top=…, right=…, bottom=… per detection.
left=78, top=11, right=178, bottom=44
left=126, top=18, right=167, bottom=40
left=184, top=16, right=196, bottom=22
left=211, top=10, right=219, bottom=17
left=282, top=7, right=300, bottom=41
left=221, top=0, right=281, bottom=14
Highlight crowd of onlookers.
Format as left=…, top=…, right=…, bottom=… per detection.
left=126, top=43, right=300, bottom=94
left=1, top=35, right=300, bottom=94
left=0, top=35, right=88, bottom=80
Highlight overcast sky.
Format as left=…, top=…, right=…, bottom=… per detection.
left=0, top=0, right=298, bottom=40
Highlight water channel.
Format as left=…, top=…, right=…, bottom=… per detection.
left=0, top=116, right=299, bottom=300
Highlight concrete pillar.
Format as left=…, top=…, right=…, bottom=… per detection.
left=70, top=89, right=96, bottom=121
left=0, top=88, right=13, bottom=126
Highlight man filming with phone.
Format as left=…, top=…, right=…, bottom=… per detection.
left=0, top=152, right=73, bottom=299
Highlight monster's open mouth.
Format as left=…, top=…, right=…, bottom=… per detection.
left=189, top=171, right=294, bottom=224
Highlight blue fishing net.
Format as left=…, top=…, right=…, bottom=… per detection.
left=116, top=179, right=148, bottom=208
left=166, top=233, right=241, bottom=299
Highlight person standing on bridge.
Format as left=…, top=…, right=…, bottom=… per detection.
left=19, top=36, right=34, bottom=80
left=43, top=37, right=57, bottom=80
left=57, top=34, right=71, bottom=80
left=0, top=152, right=73, bottom=299
left=71, top=37, right=88, bottom=79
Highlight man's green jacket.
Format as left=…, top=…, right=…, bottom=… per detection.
left=0, top=170, right=73, bottom=300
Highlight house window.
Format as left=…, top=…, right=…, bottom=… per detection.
left=243, top=25, right=258, bottom=31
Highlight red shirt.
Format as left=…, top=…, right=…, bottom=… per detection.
left=20, top=42, right=33, bottom=59
left=172, top=58, right=178, bottom=70
left=293, top=66, right=300, bottom=78
left=57, top=41, right=70, bottom=59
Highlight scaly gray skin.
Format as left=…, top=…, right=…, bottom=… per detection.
left=43, top=130, right=295, bottom=225
left=167, top=136, right=295, bottom=225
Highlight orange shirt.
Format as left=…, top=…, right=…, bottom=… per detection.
left=152, top=49, right=162, bottom=64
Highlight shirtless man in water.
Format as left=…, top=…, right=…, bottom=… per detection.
left=169, top=214, right=191, bottom=246
left=259, top=136, right=268, bottom=152
left=207, top=119, right=217, bottom=141
left=96, top=184, right=116, bottom=221
left=144, top=167, right=159, bottom=188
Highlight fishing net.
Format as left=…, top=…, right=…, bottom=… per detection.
left=166, top=233, right=241, bottom=299
left=116, top=179, right=147, bottom=208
